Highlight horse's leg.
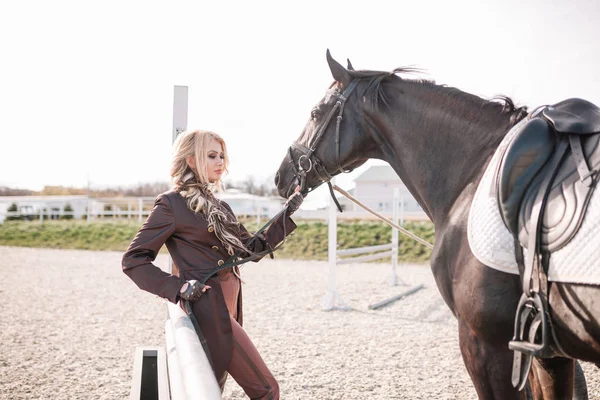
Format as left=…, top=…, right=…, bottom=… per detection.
left=528, top=357, right=574, bottom=400
left=458, top=320, right=527, bottom=400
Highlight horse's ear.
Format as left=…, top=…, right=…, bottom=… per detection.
left=326, top=49, right=352, bottom=87
left=347, top=58, right=354, bottom=71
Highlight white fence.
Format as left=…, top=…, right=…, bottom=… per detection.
left=0, top=197, right=156, bottom=224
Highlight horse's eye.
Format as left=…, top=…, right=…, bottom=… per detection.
left=311, top=109, right=320, bottom=120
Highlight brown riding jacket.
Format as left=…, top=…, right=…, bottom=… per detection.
left=122, top=190, right=296, bottom=378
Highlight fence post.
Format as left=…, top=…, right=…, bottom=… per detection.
left=391, top=188, right=399, bottom=286
left=87, top=198, right=91, bottom=222
left=322, top=178, right=349, bottom=311
left=400, top=194, right=405, bottom=226
left=138, top=199, right=143, bottom=223
left=323, top=178, right=338, bottom=311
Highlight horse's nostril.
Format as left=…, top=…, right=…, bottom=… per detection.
left=274, top=172, right=280, bottom=186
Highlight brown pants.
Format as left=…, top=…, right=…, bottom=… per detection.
left=218, top=273, right=279, bottom=400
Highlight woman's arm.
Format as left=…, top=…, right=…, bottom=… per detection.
left=122, top=194, right=184, bottom=303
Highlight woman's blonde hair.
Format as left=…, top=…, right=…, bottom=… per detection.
left=171, top=129, right=251, bottom=255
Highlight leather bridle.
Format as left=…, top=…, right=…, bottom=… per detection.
left=287, top=79, right=359, bottom=212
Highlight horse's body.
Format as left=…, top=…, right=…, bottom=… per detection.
left=275, top=52, right=600, bottom=399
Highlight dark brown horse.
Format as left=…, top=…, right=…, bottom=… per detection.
left=274, top=51, right=598, bottom=399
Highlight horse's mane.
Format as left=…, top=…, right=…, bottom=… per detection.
left=346, top=68, right=528, bottom=125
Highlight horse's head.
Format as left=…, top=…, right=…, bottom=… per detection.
left=275, top=50, right=371, bottom=199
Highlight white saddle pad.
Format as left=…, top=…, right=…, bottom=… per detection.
left=467, top=118, right=600, bottom=285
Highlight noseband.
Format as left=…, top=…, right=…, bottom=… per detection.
left=288, top=80, right=359, bottom=212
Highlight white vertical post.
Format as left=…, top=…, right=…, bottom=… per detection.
left=322, top=178, right=349, bottom=311
left=138, top=199, right=143, bottom=223
left=400, top=195, right=405, bottom=226
left=86, top=173, right=91, bottom=223
left=166, top=85, right=219, bottom=398
left=172, top=85, right=189, bottom=144
left=391, top=188, right=399, bottom=286
left=323, top=178, right=338, bottom=311
left=170, top=85, right=188, bottom=275
left=127, top=203, right=132, bottom=219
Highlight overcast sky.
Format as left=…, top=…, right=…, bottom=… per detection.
left=1, top=0, right=598, bottom=207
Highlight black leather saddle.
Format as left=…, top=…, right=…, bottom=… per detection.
left=498, top=98, right=600, bottom=252
left=493, top=98, right=600, bottom=390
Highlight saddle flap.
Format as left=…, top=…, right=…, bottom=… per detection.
left=498, top=118, right=557, bottom=235
left=518, top=133, right=600, bottom=251
left=542, top=98, right=600, bottom=135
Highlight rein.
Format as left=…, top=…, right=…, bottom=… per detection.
left=200, top=206, right=292, bottom=285
left=333, top=185, right=434, bottom=249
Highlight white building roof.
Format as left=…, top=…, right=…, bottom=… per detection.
left=354, top=165, right=400, bottom=182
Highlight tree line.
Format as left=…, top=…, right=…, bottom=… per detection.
left=0, top=175, right=279, bottom=198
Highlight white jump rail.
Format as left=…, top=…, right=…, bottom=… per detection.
left=165, top=302, right=221, bottom=400
left=337, top=243, right=393, bottom=264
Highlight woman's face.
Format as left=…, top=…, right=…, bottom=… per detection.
left=205, top=139, right=225, bottom=182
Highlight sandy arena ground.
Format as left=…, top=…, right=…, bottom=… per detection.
left=0, top=246, right=598, bottom=399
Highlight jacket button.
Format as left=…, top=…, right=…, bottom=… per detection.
left=212, top=246, right=219, bottom=251
left=208, top=226, right=214, bottom=233
left=217, top=260, right=224, bottom=266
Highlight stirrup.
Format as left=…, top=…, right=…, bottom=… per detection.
left=509, top=292, right=551, bottom=390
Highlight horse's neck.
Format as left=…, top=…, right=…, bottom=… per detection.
left=372, top=83, right=516, bottom=225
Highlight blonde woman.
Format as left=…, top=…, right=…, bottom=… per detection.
left=122, top=129, right=302, bottom=399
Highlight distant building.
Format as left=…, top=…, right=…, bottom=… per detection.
left=292, top=164, right=427, bottom=221
left=217, top=188, right=284, bottom=217
left=314, top=164, right=427, bottom=222
left=0, top=195, right=92, bottom=222
left=349, top=165, right=424, bottom=214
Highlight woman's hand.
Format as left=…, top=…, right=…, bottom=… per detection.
left=285, top=185, right=304, bottom=216
left=179, top=280, right=211, bottom=301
